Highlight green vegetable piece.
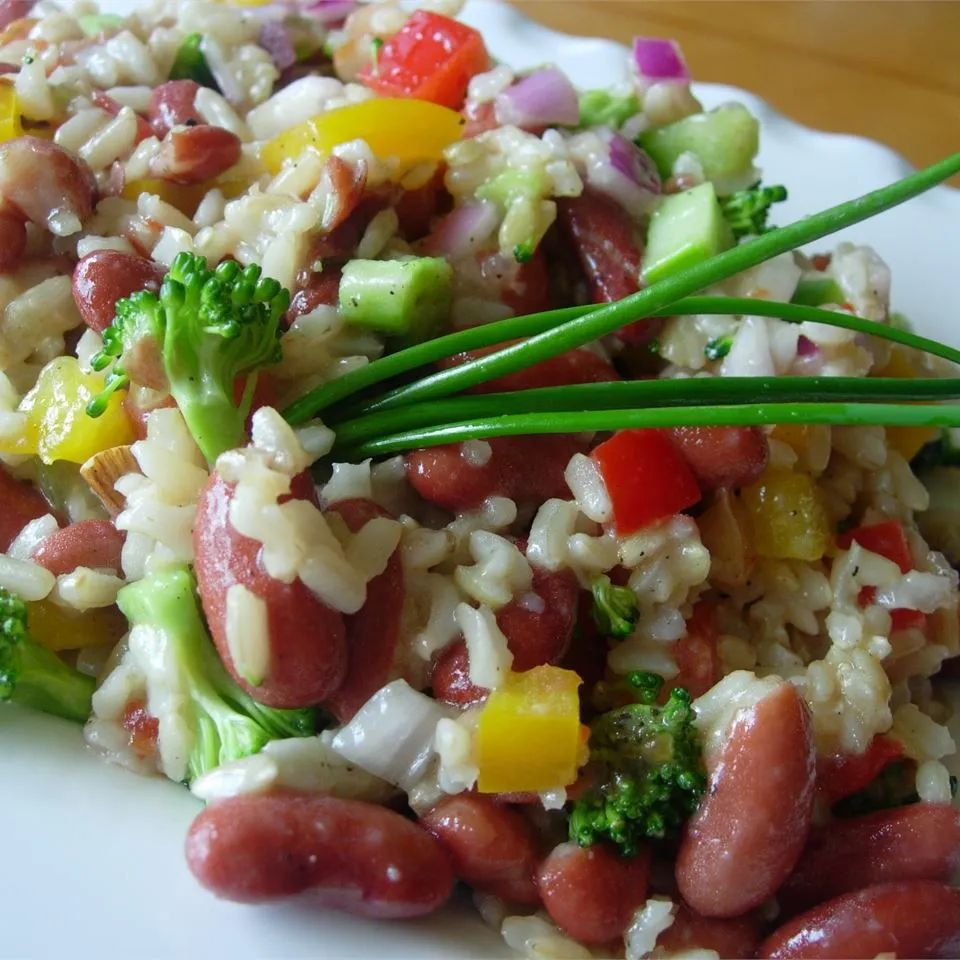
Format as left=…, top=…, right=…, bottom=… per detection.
left=791, top=276, right=845, bottom=307
left=169, top=32, right=218, bottom=89
left=117, top=567, right=317, bottom=783
left=704, top=334, right=733, bottom=361
left=339, top=257, right=454, bottom=343
left=591, top=575, right=639, bottom=638
left=0, top=587, right=95, bottom=723
left=77, top=13, right=124, bottom=37
left=643, top=182, right=734, bottom=285
left=87, top=252, right=288, bottom=464
left=476, top=168, right=547, bottom=208
left=637, top=103, right=759, bottom=185
left=718, top=182, right=787, bottom=239
left=578, top=89, right=641, bottom=129
left=569, top=687, right=707, bottom=855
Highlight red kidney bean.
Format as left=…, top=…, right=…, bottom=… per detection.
left=147, top=79, right=203, bottom=138
left=31, top=519, right=124, bottom=575
left=668, top=601, right=721, bottom=700
left=432, top=564, right=579, bottom=706
left=193, top=472, right=347, bottom=708
left=120, top=696, right=159, bottom=760
left=148, top=125, right=241, bottom=184
left=323, top=498, right=404, bottom=722
left=394, top=168, right=449, bottom=241
left=499, top=246, right=552, bottom=316
left=0, top=0, right=34, bottom=31
left=90, top=91, right=152, bottom=143
left=286, top=267, right=343, bottom=326
left=676, top=681, right=816, bottom=918
left=668, top=426, right=769, bottom=492
left=815, top=733, right=904, bottom=806
left=557, top=191, right=659, bottom=346
left=407, top=433, right=587, bottom=512
left=438, top=342, right=618, bottom=395
left=72, top=250, right=166, bottom=333
left=420, top=794, right=540, bottom=905
left=780, top=803, right=960, bottom=914
left=0, top=463, right=51, bottom=551
left=537, top=842, right=650, bottom=945
left=759, top=880, right=960, bottom=959
left=186, top=791, right=455, bottom=918
left=0, top=136, right=97, bottom=232
left=0, top=205, right=26, bottom=272
left=656, top=903, right=761, bottom=959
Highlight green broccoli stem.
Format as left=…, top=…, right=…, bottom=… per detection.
left=14, top=641, right=95, bottom=723
left=172, top=384, right=249, bottom=466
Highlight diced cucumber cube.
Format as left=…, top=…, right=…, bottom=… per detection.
left=637, top=103, right=759, bottom=185
left=642, top=182, right=734, bottom=285
left=791, top=276, right=845, bottom=307
left=476, top=168, right=547, bottom=208
left=77, top=13, right=124, bottom=36
left=578, top=90, right=641, bottom=129
left=339, top=257, right=454, bottom=342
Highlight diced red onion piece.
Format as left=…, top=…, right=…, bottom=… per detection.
left=797, top=334, right=819, bottom=357
left=632, top=36, right=690, bottom=82
left=494, top=67, right=579, bottom=130
left=609, top=134, right=661, bottom=194
left=258, top=21, right=297, bottom=72
left=421, top=201, right=499, bottom=260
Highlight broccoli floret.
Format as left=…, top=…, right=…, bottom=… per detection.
left=117, top=567, right=316, bottom=783
left=569, top=686, right=706, bottom=855
left=591, top=574, right=639, bottom=638
left=719, top=182, right=788, bottom=239
left=0, top=587, right=95, bottom=722
left=169, top=32, right=218, bottom=89
left=88, top=252, right=288, bottom=463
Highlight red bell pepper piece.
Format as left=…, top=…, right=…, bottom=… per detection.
left=361, top=11, right=490, bottom=109
left=816, top=734, right=905, bottom=805
left=837, top=519, right=913, bottom=573
left=591, top=429, right=701, bottom=535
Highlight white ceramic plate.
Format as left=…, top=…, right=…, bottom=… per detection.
left=4, top=3, right=960, bottom=959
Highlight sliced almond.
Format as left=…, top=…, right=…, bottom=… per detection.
left=80, top=445, right=139, bottom=517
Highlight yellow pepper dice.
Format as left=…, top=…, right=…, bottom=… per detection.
left=28, top=600, right=126, bottom=652
left=0, top=83, right=23, bottom=142
left=875, top=347, right=939, bottom=461
left=0, top=357, right=135, bottom=465
left=475, top=665, right=582, bottom=794
left=741, top=469, right=831, bottom=562
left=261, top=98, right=465, bottom=176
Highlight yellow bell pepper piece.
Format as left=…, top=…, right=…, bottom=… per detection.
left=476, top=665, right=582, bottom=794
left=261, top=98, right=465, bottom=176
left=0, top=357, right=135, bottom=465
left=28, top=600, right=126, bottom=652
left=741, top=469, right=831, bottom=562
left=874, top=347, right=938, bottom=461
left=0, top=83, right=23, bottom=142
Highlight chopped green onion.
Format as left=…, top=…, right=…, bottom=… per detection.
left=337, top=401, right=960, bottom=460
left=352, top=153, right=960, bottom=415
left=332, top=377, right=960, bottom=449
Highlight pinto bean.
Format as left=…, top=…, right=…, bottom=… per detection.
left=193, top=472, right=347, bottom=708
left=656, top=903, right=761, bottom=959
left=0, top=206, right=26, bottom=272
left=407, top=434, right=587, bottom=512
left=149, top=125, right=241, bottom=185
left=432, top=564, right=580, bottom=705
left=72, top=250, right=166, bottom=333
left=31, top=519, right=124, bottom=575
left=317, top=154, right=367, bottom=232
left=186, top=791, right=454, bottom=918
left=676, top=681, right=815, bottom=917
left=759, top=881, right=960, bottom=959
left=0, top=137, right=96, bottom=234
left=668, top=426, right=769, bottom=492
left=147, top=79, right=203, bottom=138
left=323, top=498, right=405, bottom=722
left=780, top=803, right=960, bottom=914
left=286, top=268, right=342, bottom=326
left=420, top=794, right=540, bottom=905
left=0, top=463, right=51, bottom=551
left=90, top=91, right=152, bottom=143
left=537, top=842, right=650, bottom=945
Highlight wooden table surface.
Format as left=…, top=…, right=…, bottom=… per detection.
left=511, top=1, right=960, bottom=183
